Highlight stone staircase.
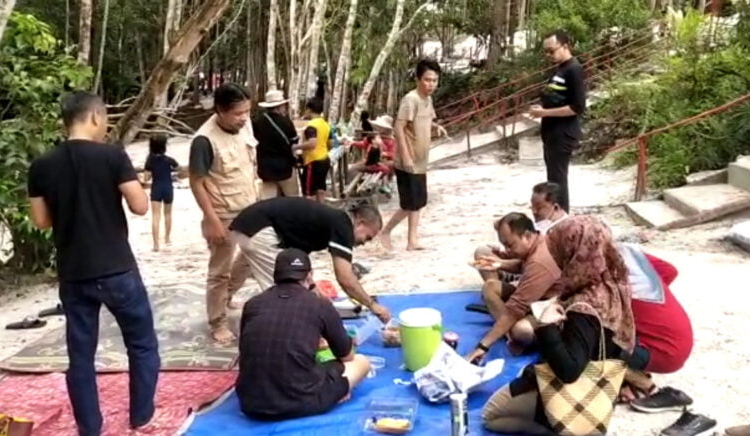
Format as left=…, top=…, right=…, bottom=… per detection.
left=428, top=115, right=540, bottom=166
left=625, top=156, right=750, bottom=230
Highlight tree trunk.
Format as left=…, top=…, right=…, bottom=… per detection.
left=327, top=0, right=358, bottom=123
left=348, top=0, right=431, bottom=126
left=266, top=0, right=279, bottom=89
left=287, top=0, right=300, bottom=117
left=65, top=0, right=70, bottom=47
left=93, top=0, right=110, bottom=93
left=305, top=0, right=328, bottom=99
left=697, top=0, right=706, bottom=12
left=78, top=0, right=93, bottom=64
left=517, top=0, right=527, bottom=29
left=113, top=0, right=232, bottom=144
left=386, top=69, right=397, bottom=115
left=486, top=0, right=506, bottom=66
left=0, top=0, right=16, bottom=42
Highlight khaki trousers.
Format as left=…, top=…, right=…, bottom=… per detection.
left=231, top=227, right=284, bottom=293
left=260, top=175, right=300, bottom=200
left=204, top=219, right=252, bottom=330
left=482, top=386, right=552, bottom=435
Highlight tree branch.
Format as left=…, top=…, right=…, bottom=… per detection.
left=397, top=1, right=432, bottom=38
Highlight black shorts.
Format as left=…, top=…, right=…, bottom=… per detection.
left=150, top=183, right=174, bottom=204
left=395, top=169, right=427, bottom=211
left=242, top=360, right=348, bottom=421
left=301, top=158, right=331, bottom=196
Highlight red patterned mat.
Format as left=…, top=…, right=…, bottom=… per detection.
left=0, top=371, right=236, bottom=435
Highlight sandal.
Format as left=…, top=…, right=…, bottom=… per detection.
left=5, top=316, right=47, bottom=330
left=38, top=303, right=64, bottom=318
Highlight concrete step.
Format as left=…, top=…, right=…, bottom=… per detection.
left=494, top=115, right=540, bottom=139
left=625, top=200, right=694, bottom=230
left=728, top=155, right=750, bottom=192
left=663, top=183, right=750, bottom=220
left=518, top=136, right=544, bottom=166
left=428, top=130, right=502, bottom=165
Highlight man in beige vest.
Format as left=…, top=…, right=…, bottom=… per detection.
left=189, top=83, right=259, bottom=343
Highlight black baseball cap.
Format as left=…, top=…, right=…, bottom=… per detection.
left=273, top=248, right=312, bottom=283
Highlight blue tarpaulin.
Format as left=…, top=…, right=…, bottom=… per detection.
left=185, top=291, right=538, bottom=435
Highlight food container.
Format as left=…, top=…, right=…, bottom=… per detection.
left=362, top=398, right=418, bottom=434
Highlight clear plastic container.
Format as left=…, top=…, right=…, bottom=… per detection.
left=362, top=398, right=418, bottom=434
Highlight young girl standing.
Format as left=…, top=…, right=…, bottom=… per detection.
left=144, top=135, right=179, bottom=251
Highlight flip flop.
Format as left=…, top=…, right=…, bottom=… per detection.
left=38, top=303, right=64, bottom=318
left=6, top=316, right=47, bottom=330
left=465, top=303, right=490, bottom=314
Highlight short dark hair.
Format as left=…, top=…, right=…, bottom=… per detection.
left=545, top=29, right=572, bottom=47
left=494, top=212, right=537, bottom=236
left=532, top=182, right=562, bottom=206
left=306, top=97, right=324, bottom=114
left=214, top=83, right=251, bottom=112
left=149, top=134, right=167, bottom=155
left=350, top=203, right=383, bottom=228
left=61, top=91, right=105, bottom=128
left=416, top=59, right=441, bottom=79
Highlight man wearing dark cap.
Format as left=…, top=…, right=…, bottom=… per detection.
left=237, top=248, right=372, bottom=421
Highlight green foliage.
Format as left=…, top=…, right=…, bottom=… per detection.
left=590, top=8, right=750, bottom=188
left=531, top=0, right=651, bottom=51
left=0, top=12, right=92, bottom=272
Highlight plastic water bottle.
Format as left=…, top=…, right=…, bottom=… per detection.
left=354, top=315, right=384, bottom=345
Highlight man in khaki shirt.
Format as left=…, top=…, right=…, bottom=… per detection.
left=465, top=212, right=561, bottom=364
left=379, top=59, right=447, bottom=251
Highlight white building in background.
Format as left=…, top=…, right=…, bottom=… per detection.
left=421, top=29, right=535, bottom=73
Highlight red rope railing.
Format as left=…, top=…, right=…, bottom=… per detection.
left=607, top=92, right=750, bottom=200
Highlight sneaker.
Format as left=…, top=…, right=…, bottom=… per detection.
left=726, top=424, right=750, bottom=436
left=660, top=410, right=717, bottom=436
left=631, top=386, right=693, bottom=413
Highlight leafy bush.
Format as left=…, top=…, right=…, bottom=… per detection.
left=0, top=13, right=91, bottom=273
left=587, top=7, right=750, bottom=188
left=531, top=0, right=652, bottom=51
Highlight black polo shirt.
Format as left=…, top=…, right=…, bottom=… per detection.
left=237, top=282, right=353, bottom=416
left=229, top=197, right=356, bottom=262
left=252, top=111, right=299, bottom=182
left=540, top=57, right=587, bottom=143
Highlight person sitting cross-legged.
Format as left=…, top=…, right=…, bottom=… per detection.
left=236, top=248, right=371, bottom=421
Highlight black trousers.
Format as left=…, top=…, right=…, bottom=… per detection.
left=542, top=134, right=576, bottom=213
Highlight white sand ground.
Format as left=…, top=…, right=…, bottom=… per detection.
left=0, top=141, right=748, bottom=435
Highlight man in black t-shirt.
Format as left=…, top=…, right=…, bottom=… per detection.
left=27, top=92, right=160, bottom=435
left=237, top=248, right=371, bottom=420
left=253, top=89, right=301, bottom=199
left=529, top=30, right=587, bottom=213
left=228, top=197, right=392, bottom=323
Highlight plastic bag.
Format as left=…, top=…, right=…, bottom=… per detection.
left=413, top=342, right=504, bottom=403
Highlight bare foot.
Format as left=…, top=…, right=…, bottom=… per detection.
left=406, top=243, right=426, bottom=251
left=226, top=299, right=242, bottom=310
left=165, top=239, right=171, bottom=245
left=211, top=326, right=236, bottom=344
left=378, top=232, right=393, bottom=251
left=338, top=392, right=352, bottom=404
left=152, top=245, right=160, bottom=252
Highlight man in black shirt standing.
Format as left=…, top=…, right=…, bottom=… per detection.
left=237, top=248, right=371, bottom=420
left=228, top=197, right=392, bottom=323
left=253, top=89, right=301, bottom=199
left=529, top=30, right=587, bottom=213
left=27, top=92, right=160, bottom=435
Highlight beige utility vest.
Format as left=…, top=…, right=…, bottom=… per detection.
left=195, top=114, right=258, bottom=219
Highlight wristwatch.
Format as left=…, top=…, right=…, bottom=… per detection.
left=476, top=342, right=490, bottom=352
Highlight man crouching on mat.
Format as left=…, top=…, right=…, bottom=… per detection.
left=237, top=248, right=371, bottom=420
left=465, top=213, right=561, bottom=364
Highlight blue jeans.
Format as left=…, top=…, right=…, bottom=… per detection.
left=60, top=269, right=160, bottom=436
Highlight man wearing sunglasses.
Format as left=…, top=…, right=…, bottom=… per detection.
left=529, top=30, right=586, bottom=213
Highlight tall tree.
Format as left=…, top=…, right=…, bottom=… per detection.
left=0, top=0, right=17, bottom=41
left=328, top=0, right=359, bottom=123
left=113, top=0, right=232, bottom=144
left=486, top=0, right=507, bottom=65
left=305, top=0, right=328, bottom=98
left=93, top=0, right=111, bottom=92
left=266, top=0, right=279, bottom=89
left=164, top=0, right=183, bottom=55
left=349, top=0, right=431, bottom=126
left=78, top=0, right=93, bottom=64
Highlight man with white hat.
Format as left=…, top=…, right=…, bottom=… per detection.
left=252, top=89, right=300, bottom=199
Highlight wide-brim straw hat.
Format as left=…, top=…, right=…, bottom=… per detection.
left=370, top=115, right=394, bottom=131
left=259, top=89, right=289, bottom=108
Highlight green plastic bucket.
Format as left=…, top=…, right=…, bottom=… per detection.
left=399, top=308, right=443, bottom=371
